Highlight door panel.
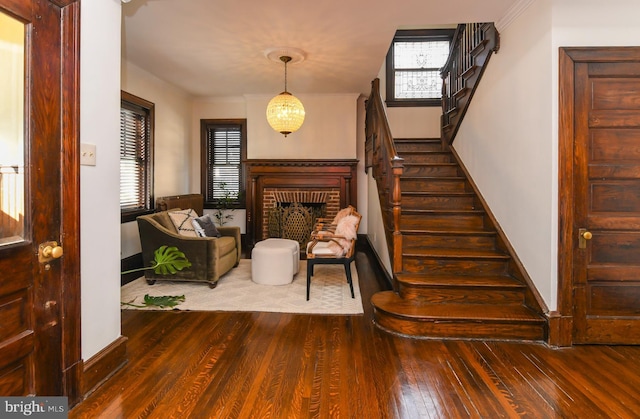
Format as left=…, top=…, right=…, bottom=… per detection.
left=0, top=6, right=34, bottom=396
left=573, top=59, right=640, bottom=344
left=0, top=0, right=68, bottom=395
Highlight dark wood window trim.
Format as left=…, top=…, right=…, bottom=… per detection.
left=200, top=119, right=247, bottom=209
left=385, top=29, right=455, bottom=108
left=120, top=91, right=155, bottom=223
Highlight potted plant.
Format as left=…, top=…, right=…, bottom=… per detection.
left=212, top=182, right=239, bottom=226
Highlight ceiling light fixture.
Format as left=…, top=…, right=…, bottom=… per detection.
left=266, top=55, right=305, bottom=137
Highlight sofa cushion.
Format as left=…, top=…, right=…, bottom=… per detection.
left=216, top=236, right=237, bottom=256
left=192, top=214, right=221, bottom=238
left=168, top=209, right=198, bottom=237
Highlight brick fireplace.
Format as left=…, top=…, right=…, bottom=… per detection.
left=245, top=159, right=358, bottom=247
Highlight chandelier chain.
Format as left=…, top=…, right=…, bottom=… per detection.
left=281, top=55, right=292, bottom=92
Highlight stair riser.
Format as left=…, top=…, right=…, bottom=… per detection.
left=402, top=195, right=476, bottom=210
left=373, top=313, right=545, bottom=341
left=401, top=214, right=485, bottom=230
left=396, top=285, right=525, bottom=305
left=403, top=165, right=460, bottom=177
left=395, top=142, right=443, bottom=153
left=402, top=257, right=509, bottom=276
left=403, top=234, right=496, bottom=250
left=401, top=179, right=467, bottom=192
left=400, top=153, right=453, bottom=164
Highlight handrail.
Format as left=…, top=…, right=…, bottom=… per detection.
left=365, top=78, right=404, bottom=273
left=441, top=23, right=500, bottom=145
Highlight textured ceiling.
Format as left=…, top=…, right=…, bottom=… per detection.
left=122, top=0, right=517, bottom=97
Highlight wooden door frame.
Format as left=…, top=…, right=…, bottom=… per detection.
left=58, top=0, right=82, bottom=405
left=554, top=47, right=640, bottom=346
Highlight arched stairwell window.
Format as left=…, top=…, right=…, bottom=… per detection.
left=385, top=28, right=455, bottom=107
left=201, top=119, right=247, bottom=209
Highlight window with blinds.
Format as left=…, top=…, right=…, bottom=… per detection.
left=386, top=29, right=455, bottom=107
left=201, top=119, right=247, bottom=208
left=120, top=92, right=154, bottom=222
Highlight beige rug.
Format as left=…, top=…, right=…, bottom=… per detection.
left=121, top=260, right=364, bottom=315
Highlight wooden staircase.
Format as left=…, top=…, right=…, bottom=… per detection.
left=371, top=139, right=547, bottom=340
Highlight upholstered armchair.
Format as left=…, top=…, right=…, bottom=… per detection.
left=136, top=209, right=241, bottom=288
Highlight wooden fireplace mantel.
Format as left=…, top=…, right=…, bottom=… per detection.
left=245, top=159, right=358, bottom=246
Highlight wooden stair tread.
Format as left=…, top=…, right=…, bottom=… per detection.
left=402, top=229, right=496, bottom=236
left=395, top=273, right=524, bottom=288
left=402, top=191, right=474, bottom=196
left=399, top=151, right=451, bottom=156
left=402, top=209, right=484, bottom=215
left=372, top=292, right=544, bottom=323
left=394, top=138, right=441, bottom=143
left=401, top=176, right=465, bottom=181
left=402, top=162, right=458, bottom=167
left=403, top=247, right=510, bottom=259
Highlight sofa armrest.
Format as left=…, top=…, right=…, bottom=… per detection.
left=217, top=226, right=241, bottom=265
left=137, top=216, right=216, bottom=276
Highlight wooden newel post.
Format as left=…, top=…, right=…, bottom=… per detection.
left=391, top=157, right=404, bottom=274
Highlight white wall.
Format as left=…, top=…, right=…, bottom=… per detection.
left=120, top=62, right=193, bottom=258
left=191, top=93, right=364, bottom=234
left=245, top=94, right=359, bottom=159
left=121, top=61, right=193, bottom=198
left=453, top=0, right=640, bottom=311
left=376, top=64, right=442, bottom=139
left=80, top=0, right=122, bottom=359
left=367, top=173, right=392, bottom=273
left=454, top=0, right=554, bottom=307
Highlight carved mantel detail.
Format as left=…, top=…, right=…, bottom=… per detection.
left=245, top=159, right=358, bottom=246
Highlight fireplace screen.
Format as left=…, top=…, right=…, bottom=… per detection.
left=267, top=202, right=325, bottom=248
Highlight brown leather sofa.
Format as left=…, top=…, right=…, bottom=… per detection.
left=136, top=209, right=241, bottom=288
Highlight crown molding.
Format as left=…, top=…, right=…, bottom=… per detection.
left=495, top=0, right=537, bottom=32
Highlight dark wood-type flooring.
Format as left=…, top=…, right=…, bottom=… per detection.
left=70, top=243, right=640, bottom=418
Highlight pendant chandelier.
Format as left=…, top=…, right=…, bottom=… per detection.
left=266, top=55, right=305, bottom=137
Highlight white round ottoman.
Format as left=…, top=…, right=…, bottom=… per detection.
left=251, top=238, right=300, bottom=285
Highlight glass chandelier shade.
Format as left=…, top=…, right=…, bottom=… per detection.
left=266, top=56, right=305, bottom=137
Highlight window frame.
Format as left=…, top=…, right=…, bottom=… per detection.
left=385, top=29, right=455, bottom=108
left=200, top=119, right=247, bottom=210
left=120, top=91, right=155, bottom=223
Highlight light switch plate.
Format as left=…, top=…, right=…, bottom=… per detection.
left=80, top=143, right=96, bottom=166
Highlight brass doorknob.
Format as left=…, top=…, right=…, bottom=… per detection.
left=42, top=244, right=63, bottom=259
left=42, top=246, right=64, bottom=259
left=581, top=231, right=593, bottom=240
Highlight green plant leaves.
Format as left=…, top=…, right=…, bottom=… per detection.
left=142, top=294, right=185, bottom=308
left=152, top=245, right=192, bottom=275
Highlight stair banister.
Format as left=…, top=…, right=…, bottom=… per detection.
left=365, top=78, right=404, bottom=273
left=441, top=23, right=500, bottom=145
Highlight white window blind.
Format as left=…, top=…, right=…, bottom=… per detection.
left=206, top=125, right=242, bottom=203
left=120, top=103, right=151, bottom=212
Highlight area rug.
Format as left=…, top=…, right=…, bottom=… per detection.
left=121, top=260, right=364, bottom=315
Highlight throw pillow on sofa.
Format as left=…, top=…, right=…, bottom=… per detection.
left=191, top=214, right=221, bottom=238
left=168, top=208, right=199, bottom=237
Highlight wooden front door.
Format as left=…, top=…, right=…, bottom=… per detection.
left=0, top=0, right=80, bottom=398
left=560, top=47, right=640, bottom=344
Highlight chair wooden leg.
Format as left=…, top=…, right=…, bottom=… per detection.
left=306, top=259, right=313, bottom=301
left=343, top=260, right=355, bottom=298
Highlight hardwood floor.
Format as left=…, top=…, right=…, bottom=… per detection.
left=70, top=244, right=640, bottom=418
